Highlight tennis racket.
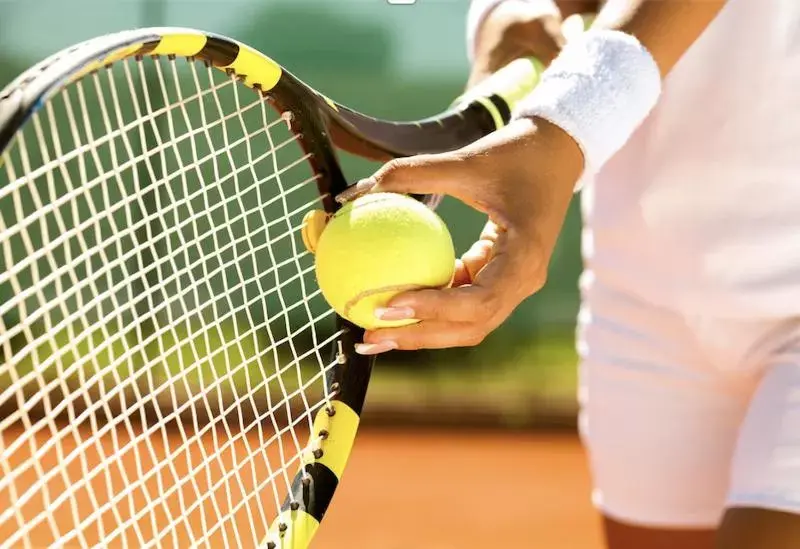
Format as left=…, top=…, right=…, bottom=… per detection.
left=0, top=27, right=546, bottom=548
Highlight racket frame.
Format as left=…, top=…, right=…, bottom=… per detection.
left=0, top=27, right=544, bottom=548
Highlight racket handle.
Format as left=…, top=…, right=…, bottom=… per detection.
left=452, top=56, right=546, bottom=123
left=454, top=11, right=597, bottom=125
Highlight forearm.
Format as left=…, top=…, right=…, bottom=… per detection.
left=591, top=0, right=727, bottom=77
left=467, top=0, right=728, bottom=189
left=469, top=0, right=725, bottom=72
left=512, top=1, right=727, bottom=181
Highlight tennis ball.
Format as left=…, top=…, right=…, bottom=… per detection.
left=308, top=192, right=455, bottom=330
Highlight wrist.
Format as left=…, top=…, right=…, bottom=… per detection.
left=520, top=117, right=586, bottom=192
left=512, top=29, right=662, bottom=191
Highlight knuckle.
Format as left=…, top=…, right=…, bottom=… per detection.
left=464, top=330, right=488, bottom=347
left=411, top=290, right=443, bottom=320
left=447, top=148, right=476, bottom=165
left=528, top=269, right=547, bottom=294
left=376, top=158, right=405, bottom=183
left=394, top=333, right=423, bottom=351
left=396, top=341, right=417, bottom=352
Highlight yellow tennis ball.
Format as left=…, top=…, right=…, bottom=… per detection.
left=311, top=192, right=455, bottom=330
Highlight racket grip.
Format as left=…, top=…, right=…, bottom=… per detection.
left=453, top=56, right=546, bottom=121
left=454, top=12, right=597, bottom=124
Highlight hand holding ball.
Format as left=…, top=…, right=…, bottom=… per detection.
left=303, top=193, right=455, bottom=330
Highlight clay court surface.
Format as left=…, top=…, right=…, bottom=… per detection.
left=318, top=430, right=603, bottom=549
left=2, top=425, right=602, bottom=548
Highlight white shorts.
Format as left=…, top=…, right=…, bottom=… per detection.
left=577, top=273, right=800, bottom=528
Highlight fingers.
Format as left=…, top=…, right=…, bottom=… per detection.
left=459, top=222, right=505, bottom=282
left=336, top=154, right=458, bottom=202
left=357, top=227, right=547, bottom=355
left=470, top=228, right=546, bottom=293
left=457, top=239, right=492, bottom=284
left=384, top=285, right=503, bottom=325
left=451, top=259, right=472, bottom=287
left=335, top=178, right=377, bottom=204
left=336, top=153, right=508, bottom=222
left=446, top=221, right=510, bottom=287
left=335, top=119, right=546, bottom=233
left=355, top=286, right=516, bottom=355
left=356, top=320, right=493, bottom=354
left=330, top=120, right=571, bottom=355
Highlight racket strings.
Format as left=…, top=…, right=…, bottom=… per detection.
left=0, top=53, right=341, bottom=548
left=1, top=73, right=313, bottom=418
left=0, top=92, right=305, bottom=310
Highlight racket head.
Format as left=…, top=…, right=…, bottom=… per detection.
left=0, top=27, right=544, bottom=548
left=0, top=27, right=371, bottom=549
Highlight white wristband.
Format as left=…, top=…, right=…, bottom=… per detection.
left=512, top=30, right=662, bottom=188
left=466, top=0, right=560, bottom=62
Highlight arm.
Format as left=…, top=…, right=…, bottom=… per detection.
left=590, top=0, right=727, bottom=77
left=350, top=0, right=729, bottom=354
left=470, top=0, right=726, bottom=81
left=509, top=0, right=728, bottom=183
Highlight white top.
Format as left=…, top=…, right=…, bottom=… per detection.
left=586, top=0, right=800, bottom=318
left=471, top=0, right=800, bottom=318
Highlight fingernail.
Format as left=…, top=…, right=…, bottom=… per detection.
left=374, top=306, right=415, bottom=321
left=355, top=340, right=398, bottom=355
left=336, top=178, right=376, bottom=204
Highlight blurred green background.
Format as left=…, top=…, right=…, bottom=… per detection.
left=0, top=0, right=583, bottom=426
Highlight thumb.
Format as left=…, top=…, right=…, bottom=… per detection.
left=336, top=154, right=468, bottom=204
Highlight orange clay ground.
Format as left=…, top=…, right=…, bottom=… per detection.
left=316, top=430, right=604, bottom=549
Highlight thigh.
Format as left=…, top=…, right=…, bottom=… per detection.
left=603, top=517, right=717, bottom=549
left=721, top=330, right=800, bottom=548
left=578, top=279, right=754, bottom=532
left=718, top=508, right=800, bottom=549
